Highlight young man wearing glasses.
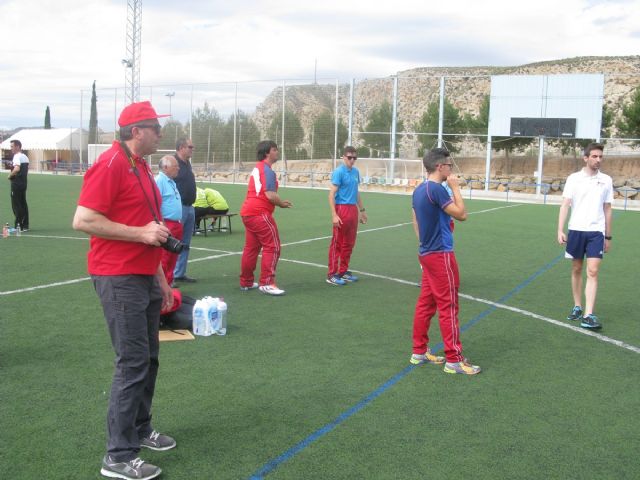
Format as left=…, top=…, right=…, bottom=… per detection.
left=73, top=101, right=176, bottom=479
left=173, top=138, right=197, bottom=284
left=410, top=147, right=481, bottom=375
left=326, top=146, right=367, bottom=286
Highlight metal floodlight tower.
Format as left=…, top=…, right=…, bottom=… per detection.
left=124, top=0, right=142, bottom=104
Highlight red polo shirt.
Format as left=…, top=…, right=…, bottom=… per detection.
left=78, top=141, right=163, bottom=275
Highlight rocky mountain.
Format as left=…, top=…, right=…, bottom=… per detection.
left=252, top=56, right=640, bottom=154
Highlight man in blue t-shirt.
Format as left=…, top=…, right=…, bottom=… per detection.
left=410, top=148, right=481, bottom=375
left=326, top=146, right=367, bottom=286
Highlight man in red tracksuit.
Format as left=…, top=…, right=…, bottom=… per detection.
left=326, top=146, right=367, bottom=286
left=239, top=140, right=292, bottom=296
left=410, top=148, right=481, bottom=375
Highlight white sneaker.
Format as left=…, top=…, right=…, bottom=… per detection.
left=259, top=284, right=285, bottom=296
left=240, top=282, right=259, bottom=291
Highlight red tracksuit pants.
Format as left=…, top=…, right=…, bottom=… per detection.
left=412, top=251, right=464, bottom=363
left=240, top=214, right=281, bottom=287
left=160, top=220, right=183, bottom=286
left=328, top=204, right=359, bottom=276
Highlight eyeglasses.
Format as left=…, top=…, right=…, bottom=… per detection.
left=136, top=124, right=162, bottom=134
left=187, top=146, right=194, bottom=149
left=440, top=163, right=453, bottom=167
left=346, top=155, right=357, bottom=160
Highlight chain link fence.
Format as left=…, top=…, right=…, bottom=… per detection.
left=74, top=73, right=640, bottom=205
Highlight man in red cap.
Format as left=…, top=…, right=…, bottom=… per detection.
left=73, top=101, right=176, bottom=480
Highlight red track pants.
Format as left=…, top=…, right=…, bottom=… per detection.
left=412, top=251, right=464, bottom=363
left=160, top=220, right=183, bottom=286
left=328, top=204, right=359, bottom=276
left=240, top=214, right=281, bottom=287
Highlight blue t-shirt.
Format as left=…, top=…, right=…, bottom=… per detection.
left=155, top=172, right=183, bottom=221
left=412, top=180, right=454, bottom=255
left=331, top=164, right=360, bottom=204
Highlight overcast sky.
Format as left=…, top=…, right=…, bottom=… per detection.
left=1, top=0, right=639, bottom=130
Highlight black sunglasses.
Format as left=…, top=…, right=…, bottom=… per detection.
left=346, top=155, right=357, bottom=160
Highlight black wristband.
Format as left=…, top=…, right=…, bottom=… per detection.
left=604, top=235, right=612, bottom=240
left=360, top=208, right=366, bottom=212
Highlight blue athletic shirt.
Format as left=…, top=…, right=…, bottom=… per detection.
left=412, top=180, right=454, bottom=255
left=331, top=164, right=360, bottom=204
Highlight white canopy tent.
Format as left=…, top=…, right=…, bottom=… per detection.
left=1, top=128, right=87, bottom=172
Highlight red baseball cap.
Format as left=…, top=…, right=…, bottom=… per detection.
left=118, top=101, right=170, bottom=127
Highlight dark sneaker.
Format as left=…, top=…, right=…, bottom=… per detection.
left=340, top=271, right=359, bottom=282
left=100, top=455, right=161, bottom=480
left=140, top=430, right=176, bottom=451
left=580, top=314, right=602, bottom=330
left=175, top=276, right=197, bottom=283
left=567, top=306, right=583, bottom=321
left=326, top=274, right=346, bottom=286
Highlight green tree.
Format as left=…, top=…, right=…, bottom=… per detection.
left=231, top=111, right=261, bottom=165
left=186, top=102, right=224, bottom=164
left=159, top=120, right=186, bottom=151
left=310, top=110, right=348, bottom=159
left=88, top=81, right=98, bottom=144
left=415, top=98, right=466, bottom=155
left=617, top=86, right=640, bottom=145
left=44, top=106, right=51, bottom=129
left=360, top=101, right=404, bottom=158
left=267, top=108, right=304, bottom=160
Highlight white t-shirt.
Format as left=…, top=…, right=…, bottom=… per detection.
left=562, top=169, right=613, bottom=233
left=12, top=152, right=29, bottom=167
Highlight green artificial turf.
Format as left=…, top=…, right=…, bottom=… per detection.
left=1, top=175, right=638, bottom=479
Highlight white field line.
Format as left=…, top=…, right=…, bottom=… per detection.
left=0, top=277, right=91, bottom=296
left=279, top=258, right=640, bottom=355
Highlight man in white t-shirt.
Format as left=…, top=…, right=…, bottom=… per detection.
left=8, top=139, right=30, bottom=231
left=557, top=143, right=613, bottom=330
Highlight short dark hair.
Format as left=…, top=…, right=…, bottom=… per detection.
left=10, top=139, right=22, bottom=149
left=343, top=146, right=357, bottom=156
left=119, top=125, right=134, bottom=141
left=176, top=138, right=189, bottom=151
left=584, top=143, right=604, bottom=157
left=257, top=140, right=278, bottom=161
left=423, top=147, right=450, bottom=173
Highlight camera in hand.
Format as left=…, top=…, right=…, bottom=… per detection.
left=161, top=235, right=185, bottom=253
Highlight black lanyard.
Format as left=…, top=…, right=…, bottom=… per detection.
left=120, top=141, right=162, bottom=222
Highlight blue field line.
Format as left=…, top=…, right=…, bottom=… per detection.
left=247, top=254, right=565, bottom=479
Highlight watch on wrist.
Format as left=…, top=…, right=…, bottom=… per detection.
left=604, top=235, right=612, bottom=240
left=360, top=208, right=366, bottom=212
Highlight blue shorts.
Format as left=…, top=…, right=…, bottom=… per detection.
left=565, top=230, right=604, bottom=260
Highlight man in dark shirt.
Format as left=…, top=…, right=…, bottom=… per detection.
left=8, top=139, right=30, bottom=231
left=173, top=138, right=197, bottom=283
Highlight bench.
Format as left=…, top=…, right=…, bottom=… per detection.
left=195, top=213, right=238, bottom=236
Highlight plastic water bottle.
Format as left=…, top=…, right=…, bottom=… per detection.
left=2, top=224, right=8, bottom=238
left=204, top=296, right=219, bottom=334
left=192, top=299, right=212, bottom=336
left=215, top=299, right=227, bottom=336
left=16, top=226, right=21, bottom=237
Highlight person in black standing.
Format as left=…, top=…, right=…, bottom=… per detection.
left=173, top=138, right=197, bottom=283
left=8, top=139, right=29, bottom=231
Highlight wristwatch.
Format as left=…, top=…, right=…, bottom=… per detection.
left=360, top=208, right=366, bottom=212
left=604, top=235, right=612, bottom=240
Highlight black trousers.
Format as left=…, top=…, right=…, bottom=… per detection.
left=194, top=207, right=229, bottom=228
left=92, top=274, right=162, bottom=462
left=10, top=183, right=28, bottom=229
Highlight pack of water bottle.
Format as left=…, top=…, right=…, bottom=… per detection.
left=2, top=223, right=21, bottom=238
left=192, top=296, right=227, bottom=337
